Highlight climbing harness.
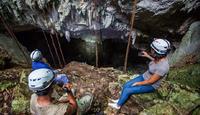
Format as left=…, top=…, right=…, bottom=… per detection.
left=124, top=0, right=137, bottom=72
left=93, top=0, right=102, bottom=67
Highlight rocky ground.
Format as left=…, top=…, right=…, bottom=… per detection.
left=0, top=67, right=31, bottom=114
left=0, top=61, right=199, bottom=115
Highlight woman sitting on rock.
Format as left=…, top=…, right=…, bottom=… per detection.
left=109, top=39, right=171, bottom=109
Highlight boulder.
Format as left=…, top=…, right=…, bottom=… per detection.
left=0, top=34, right=31, bottom=67
left=169, top=21, right=200, bottom=67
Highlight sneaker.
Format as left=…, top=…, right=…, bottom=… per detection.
left=108, top=103, right=120, bottom=110
left=110, top=99, right=119, bottom=103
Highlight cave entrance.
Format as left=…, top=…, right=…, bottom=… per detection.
left=15, top=29, right=148, bottom=71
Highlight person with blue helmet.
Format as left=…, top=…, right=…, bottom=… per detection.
left=109, top=39, right=171, bottom=109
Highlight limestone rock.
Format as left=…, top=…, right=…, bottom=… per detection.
left=0, top=34, right=31, bottom=67
left=169, top=21, right=200, bottom=67
left=1, top=0, right=199, bottom=39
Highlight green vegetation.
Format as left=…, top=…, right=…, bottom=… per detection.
left=167, top=64, right=200, bottom=90
left=0, top=81, right=16, bottom=91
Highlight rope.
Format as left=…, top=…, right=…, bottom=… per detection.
left=0, top=13, right=31, bottom=66
left=55, top=32, right=66, bottom=66
left=42, top=29, right=57, bottom=67
left=123, top=0, right=137, bottom=72
left=94, top=0, right=101, bottom=67
left=49, top=33, right=62, bottom=68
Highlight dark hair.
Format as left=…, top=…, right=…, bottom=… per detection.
left=35, top=84, right=53, bottom=96
left=154, top=53, right=167, bottom=60
left=151, top=48, right=169, bottom=61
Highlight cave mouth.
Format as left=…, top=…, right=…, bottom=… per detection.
left=15, top=29, right=148, bottom=71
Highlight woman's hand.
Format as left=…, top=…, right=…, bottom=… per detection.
left=132, top=74, right=161, bottom=86
left=139, top=51, right=149, bottom=57
left=139, top=51, right=155, bottom=61
left=132, top=82, right=141, bottom=86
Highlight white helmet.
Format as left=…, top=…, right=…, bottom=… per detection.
left=150, top=39, right=170, bottom=55
left=30, top=49, right=42, bottom=61
left=28, top=68, right=54, bottom=92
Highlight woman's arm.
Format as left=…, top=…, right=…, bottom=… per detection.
left=139, top=51, right=154, bottom=61
left=132, top=74, right=161, bottom=86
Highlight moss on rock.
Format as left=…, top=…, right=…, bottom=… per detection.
left=139, top=102, right=178, bottom=115
left=0, top=81, right=16, bottom=92
left=167, top=64, right=200, bottom=90
left=11, top=70, right=30, bottom=114
left=168, top=85, right=200, bottom=110
left=192, top=107, right=200, bottom=115
left=12, top=96, right=29, bottom=114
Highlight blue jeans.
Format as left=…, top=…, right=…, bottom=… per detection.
left=117, top=75, right=155, bottom=106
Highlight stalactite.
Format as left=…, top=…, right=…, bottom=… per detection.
left=88, top=7, right=93, bottom=27
left=65, top=31, right=71, bottom=42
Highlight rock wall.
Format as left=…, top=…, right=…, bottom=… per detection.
left=169, top=21, right=200, bottom=67
left=0, top=34, right=31, bottom=67
left=0, top=0, right=199, bottom=40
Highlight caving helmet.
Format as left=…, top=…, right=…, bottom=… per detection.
left=150, top=39, right=171, bottom=55
left=30, top=49, right=42, bottom=61
left=28, top=68, right=54, bottom=92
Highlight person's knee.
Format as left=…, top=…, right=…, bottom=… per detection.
left=123, top=81, right=133, bottom=88
left=123, top=88, right=134, bottom=96
left=122, top=84, right=128, bottom=88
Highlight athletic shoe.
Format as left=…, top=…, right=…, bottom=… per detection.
left=108, top=102, right=120, bottom=109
